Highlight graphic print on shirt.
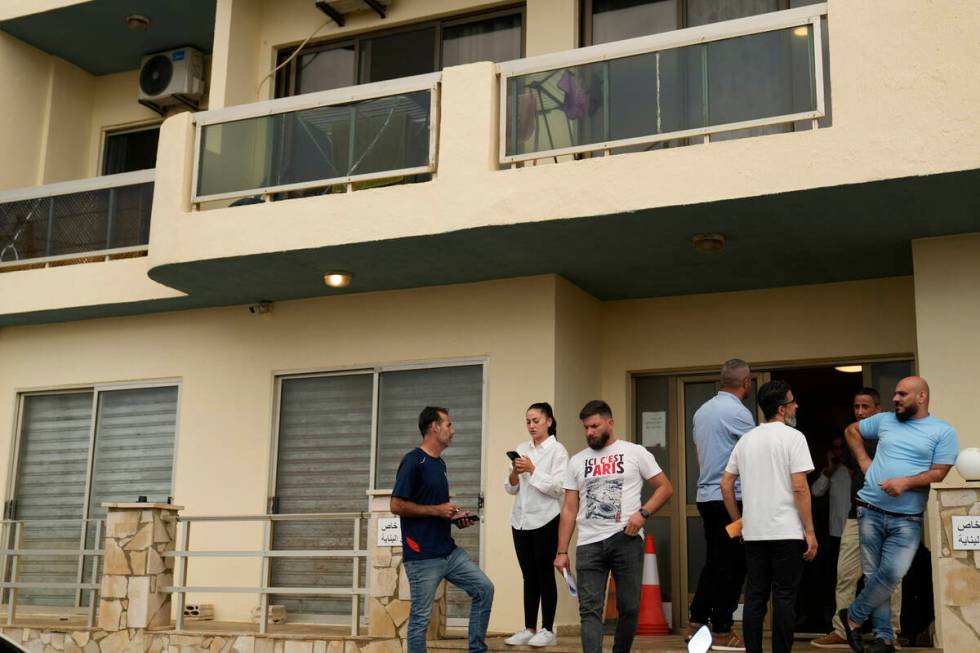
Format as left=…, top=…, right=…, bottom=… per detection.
left=583, top=453, right=626, bottom=520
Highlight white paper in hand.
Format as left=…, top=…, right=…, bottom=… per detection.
left=688, top=625, right=712, bottom=653
left=562, top=568, right=578, bottom=598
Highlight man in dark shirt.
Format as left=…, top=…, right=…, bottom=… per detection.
left=391, top=406, right=494, bottom=653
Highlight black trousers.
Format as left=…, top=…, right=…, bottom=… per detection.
left=512, top=515, right=560, bottom=631
left=744, top=540, right=805, bottom=653
left=690, top=501, right=746, bottom=633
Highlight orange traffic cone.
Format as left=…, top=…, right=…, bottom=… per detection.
left=635, top=534, right=670, bottom=635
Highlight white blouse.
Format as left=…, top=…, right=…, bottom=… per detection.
left=504, top=435, right=569, bottom=530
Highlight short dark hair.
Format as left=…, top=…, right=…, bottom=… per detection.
left=579, top=400, right=612, bottom=420
left=758, top=380, right=792, bottom=421
left=528, top=402, right=558, bottom=436
left=855, top=387, right=880, bottom=405
left=418, top=406, right=448, bottom=437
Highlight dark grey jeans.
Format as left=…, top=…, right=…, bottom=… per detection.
left=576, top=531, right=644, bottom=653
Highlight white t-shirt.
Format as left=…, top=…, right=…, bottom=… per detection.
left=563, top=439, right=663, bottom=547
left=725, top=421, right=814, bottom=541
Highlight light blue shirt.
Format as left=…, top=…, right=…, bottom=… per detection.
left=693, top=391, right=756, bottom=502
left=858, top=412, right=959, bottom=515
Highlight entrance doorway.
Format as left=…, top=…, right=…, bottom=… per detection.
left=632, top=358, right=913, bottom=631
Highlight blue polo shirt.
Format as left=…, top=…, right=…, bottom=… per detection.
left=858, top=412, right=959, bottom=514
left=392, top=447, right=456, bottom=561
left=693, top=391, right=756, bottom=502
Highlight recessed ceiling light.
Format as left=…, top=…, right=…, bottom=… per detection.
left=834, top=365, right=863, bottom=374
left=324, top=272, right=352, bottom=288
left=692, top=233, right=725, bottom=254
left=126, top=14, right=150, bottom=32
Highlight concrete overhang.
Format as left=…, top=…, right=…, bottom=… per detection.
left=0, top=0, right=215, bottom=75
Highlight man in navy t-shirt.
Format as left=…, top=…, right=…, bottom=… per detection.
left=840, top=377, right=958, bottom=653
left=391, top=406, right=494, bottom=653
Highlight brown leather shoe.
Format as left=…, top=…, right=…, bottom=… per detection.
left=711, top=631, right=746, bottom=651
left=811, top=632, right=850, bottom=649
left=683, top=622, right=705, bottom=642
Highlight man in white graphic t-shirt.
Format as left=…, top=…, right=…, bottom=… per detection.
left=722, top=380, right=816, bottom=653
left=554, top=400, right=673, bottom=653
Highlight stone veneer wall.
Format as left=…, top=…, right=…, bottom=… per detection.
left=0, top=628, right=381, bottom=653
left=930, top=482, right=980, bottom=653
left=99, top=505, right=178, bottom=631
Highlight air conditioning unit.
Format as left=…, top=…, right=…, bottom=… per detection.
left=138, top=47, right=205, bottom=107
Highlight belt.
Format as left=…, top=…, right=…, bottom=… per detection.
left=854, top=499, right=921, bottom=519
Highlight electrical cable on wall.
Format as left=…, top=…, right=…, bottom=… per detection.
left=256, top=18, right=331, bottom=97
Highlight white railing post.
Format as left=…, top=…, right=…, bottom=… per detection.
left=351, top=515, right=361, bottom=636
left=174, top=519, right=190, bottom=631
left=259, top=519, right=271, bottom=635
left=87, top=519, right=103, bottom=628
left=6, top=522, right=22, bottom=625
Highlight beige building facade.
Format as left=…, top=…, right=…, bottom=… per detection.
left=0, top=0, right=978, bottom=646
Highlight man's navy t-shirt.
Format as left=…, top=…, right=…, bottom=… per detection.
left=392, top=447, right=456, bottom=561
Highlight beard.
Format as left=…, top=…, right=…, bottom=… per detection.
left=587, top=431, right=611, bottom=450
left=785, top=414, right=798, bottom=428
left=895, top=405, right=916, bottom=422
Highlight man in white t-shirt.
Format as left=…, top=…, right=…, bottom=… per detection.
left=554, top=400, right=673, bottom=653
left=722, top=381, right=817, bottom=653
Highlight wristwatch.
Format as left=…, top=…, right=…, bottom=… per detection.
left=639, top=508, right=650, bottom=519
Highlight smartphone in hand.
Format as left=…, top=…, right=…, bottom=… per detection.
left=452, top=514, right=480, bottom=527
left=506, top=450, right=520, bottom=461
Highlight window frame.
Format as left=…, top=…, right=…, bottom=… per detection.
left=99, top=122, right=163, bottom=177
left=580, top=0, right=792, bottom=46
left=274, top=5, right=526, bottom=98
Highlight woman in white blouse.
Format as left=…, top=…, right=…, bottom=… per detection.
left=503, top=403, right=570, bottom=648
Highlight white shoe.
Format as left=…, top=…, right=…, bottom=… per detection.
left=505, top=629, right=535, bottom=646
left=528, top=629, right=556, bottom=647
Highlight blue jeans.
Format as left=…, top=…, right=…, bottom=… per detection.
left=847, top=506, right=922, bottom=641
left=404, top=547, right=494, bottom=653
left=576, top=531, right=644, bottom=653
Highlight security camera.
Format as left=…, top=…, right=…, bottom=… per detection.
left=248, top=302, right=273, bottom=315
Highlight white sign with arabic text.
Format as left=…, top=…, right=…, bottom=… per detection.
left=377, top=517, right=402, bottom=546
left=951, top=515, right=980, bottom=550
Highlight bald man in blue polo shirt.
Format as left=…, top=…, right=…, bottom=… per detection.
left=687, top=358, right=756, bottom=650
left=840, top=377, right=958, bottom=653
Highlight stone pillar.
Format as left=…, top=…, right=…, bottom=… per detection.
left=929, top=482, right=980, bottom=653
left=366, top=491, right=446, bottom=652
left=99, top=502, right=181, bottom=631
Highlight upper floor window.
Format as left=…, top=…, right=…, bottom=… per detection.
left=583, top=0, right=790, bottom=45
left=275, top=6, right=524, bottom=97
left=101, top=125, right=160, bottom=175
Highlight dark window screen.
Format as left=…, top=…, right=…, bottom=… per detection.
left=102, top=127, right=160, bottom=175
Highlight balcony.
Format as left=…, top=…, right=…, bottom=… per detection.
left=192, top=75, right=439, bottom=207
left=0, top=171, right=154, bottom=272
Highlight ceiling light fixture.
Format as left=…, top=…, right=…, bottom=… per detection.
left=834, top=365, right=863, bottom=374
left=324, top=272, right=352, bottom=288
left=692, top=233, right=726, bottom=254
left=126, top=14, right=151, bottom=32
left=792, top=26, right=809, bottom=37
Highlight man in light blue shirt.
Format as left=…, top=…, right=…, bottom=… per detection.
left=840, top=377, right=958, bottom=653
left=686, top=358, right=756, bottom=649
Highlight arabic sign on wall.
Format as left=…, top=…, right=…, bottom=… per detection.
left=378, top=516, right=402, bottom=547
left=951, top=515, right=980, bottom=550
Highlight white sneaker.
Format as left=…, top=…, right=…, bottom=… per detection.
left=505, top=629, right=535, bottom=646
left=528, top=629, right=556, bottom=647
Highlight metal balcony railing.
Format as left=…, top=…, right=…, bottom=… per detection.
left=192, top=74, right=440, bottom=205
left=0, top=518, right=105, bottom=627
left=499, top=3, right=827, bottom=164
left=164, top=512, right=368, bottom=635
left=0, top=170, right=154, bottom=269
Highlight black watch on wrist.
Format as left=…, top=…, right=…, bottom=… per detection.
left=639, top=508, right=650, bottom=519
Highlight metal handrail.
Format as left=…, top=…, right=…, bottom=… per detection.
left=164, top=512, right=368, bottom=635
left=191, top=73, right=441, bottom=205
left=497, top=3, right=828, bottom=163
left=0, top=518, right=105, bottom=628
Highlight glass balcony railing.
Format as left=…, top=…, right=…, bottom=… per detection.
left=193, top=73, right=440, bottom=205
left=499, top=4, right=827, bottom=163
left=0, top=170, right=154, bottom=270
